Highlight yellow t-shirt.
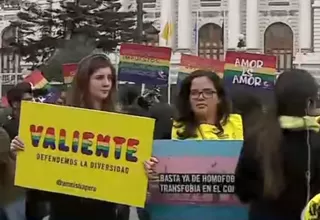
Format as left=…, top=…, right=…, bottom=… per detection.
left=302, top=193, right=320, bottom=220
left=171, top=114, right=243, bottom=140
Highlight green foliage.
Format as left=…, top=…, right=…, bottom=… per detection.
left=9, top=0, right=139, bottom=70
left=40, top=34, right=96, bottom=81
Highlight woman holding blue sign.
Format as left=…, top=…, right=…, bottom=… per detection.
left=144, top=70, right=244, bottom=219
left=10, top=54, right=120, bottom=220
left=171, top=70, right=242, bottom=140
left=145, top=69, right=242, bottom=166
left=235, top=69, right=320, bottom=220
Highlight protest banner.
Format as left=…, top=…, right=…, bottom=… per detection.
left=177, top=54, right=225, bottom=85
left=223, top=51, right=277, bottom=104
left=15, top=102, right=155, bottom=207
left=118, top=44, right=172, bottom=85
left=148, top=140, right=248, bottom=220
left=63, top=63, right=77, bottom=84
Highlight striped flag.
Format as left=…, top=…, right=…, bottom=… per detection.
left=63, top=63, right=77, bottom=84
left=23, top=70, right=61, bottom=104
left=23, top=70, right=49, bottom=89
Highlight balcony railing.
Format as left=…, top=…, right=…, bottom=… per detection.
left=0, top=1, right=21, bottom=10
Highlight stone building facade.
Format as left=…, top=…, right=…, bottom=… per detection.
left=0, top=0, right=317, bottom=99
left=134, top=0, right=309, bottom=72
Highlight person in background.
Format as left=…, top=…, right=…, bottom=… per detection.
left=119, top=85, right=149, bottom=117
left=234, top=69, right=320, bottom=220
left=56, top=90, right=66, bottom=105
left=55, top=91, right=66, bottom=105
left=10, top=54, right=119, bottom=220
left=118, top=86, right=150, bottom=220
left=3, top=83, right=50, bottom=220
left=119, top=85, right=140, bottom=107
left=3, top=82, right=33, bottom=140
left=149, top=102, right=173, bottom=140
left=0, top=126, right=25, bottom=220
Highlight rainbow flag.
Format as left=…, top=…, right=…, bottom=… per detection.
left=23, top=70, right=49, bottom=90
left=23, top=70, right=60, bottom=104
left=63, top=63, right=77, bottom=84
left=223, top=51, right=277, bottom=102
left=118, top=43, right=172, bottom=85
left=177, top=54, right=225, bottom=84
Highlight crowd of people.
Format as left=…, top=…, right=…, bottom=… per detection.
left=0, top=52, right=320, bottom=220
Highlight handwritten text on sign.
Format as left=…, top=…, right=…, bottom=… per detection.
left=232, top=59, right=265, bottom=87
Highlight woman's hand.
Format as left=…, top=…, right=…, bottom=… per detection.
left=144, top=157, right=159, bottom=181
left=10, top=136, right=24, bottom=159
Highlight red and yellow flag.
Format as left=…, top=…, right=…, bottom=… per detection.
left=63, top=63, right=77, bottom=84
left=24, top=70, right=48, bottom=89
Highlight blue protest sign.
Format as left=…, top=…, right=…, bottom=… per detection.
left=147, top=140, right=248, bottom=220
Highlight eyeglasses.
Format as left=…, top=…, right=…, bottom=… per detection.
left=190, top=89, right=217, bottom=99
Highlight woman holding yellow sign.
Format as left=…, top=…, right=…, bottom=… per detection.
left=10, top=54, right=119, bottom=220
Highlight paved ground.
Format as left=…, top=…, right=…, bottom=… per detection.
left=130, top=207, right=139, bottom=220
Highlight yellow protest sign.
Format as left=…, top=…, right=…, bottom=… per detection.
left=15, top=101, right=155, bottom=207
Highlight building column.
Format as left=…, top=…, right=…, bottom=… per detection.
left=118, top=0, right=130, bottom=12
left=227, top=0, right=241, bottom=49
left=177, top=0, right=192, bottom=51
left=159, top=0, right=176, bottom=47
left=313, top=0, right=320, bottom=52
left=300, top=0, right=312, bottom=51
left=246, top=0, right=259, bottom=50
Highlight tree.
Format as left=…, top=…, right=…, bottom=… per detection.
left=8, top=0, right=145, bottom=69
left=9, top=0, right=63, bottom=67
left=40, top=33, right=96, bottom=81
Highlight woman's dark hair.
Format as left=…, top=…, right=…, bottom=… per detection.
left=174, top=70, right=231, bottom=139
left=7, top=82, right=32, bottom=107
left=66, top=54, right=117, bottom=111
left=119, top=85, right=140, bottom=106
left=249, top=69, right=318, bottom=198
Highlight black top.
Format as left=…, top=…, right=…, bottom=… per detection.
left=2, top=116, right=19, bottom=141
left=235, top=129, right=320, bottom=220
left=49, top=194, right=116, bottom=220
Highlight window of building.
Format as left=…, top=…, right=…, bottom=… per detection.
left=142, top=25, right=159, bottom=46
left=200, top=0, right=221, bottom=7
left=264, top=22, right=293, bottom=72
left=2, top=26, right=17, bottom=48
left=268, top=0, right=290, bottom=6
left=198, top=23, right=224, bottom=60
left=143, top=0, right=156, bottom=9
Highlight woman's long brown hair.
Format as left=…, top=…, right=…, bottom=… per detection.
left=66, top=54, right=117, bottom=112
